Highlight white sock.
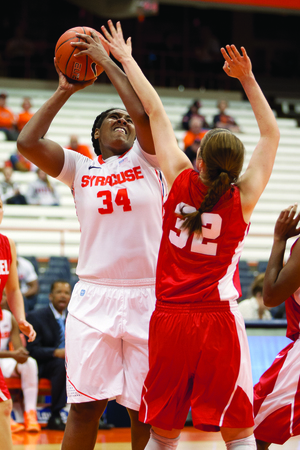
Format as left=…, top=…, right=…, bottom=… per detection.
left=17, top=357, right=38, bottom=412
left=144, top=430, right=180, bottom=450
left=226, top=434, right=256, bottom=450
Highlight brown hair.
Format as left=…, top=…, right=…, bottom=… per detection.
left=180, top=128, right=244, bottom=236
left=251, top=272, right=265, bottom=297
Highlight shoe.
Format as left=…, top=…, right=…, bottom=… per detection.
left=11, top=417, right=25, bottom=433
left=44, top=413, right=66, bottom=431
left=24, top=410, right=41, bottom=432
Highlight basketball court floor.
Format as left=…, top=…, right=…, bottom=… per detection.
left=11, top=426, right=300, bottom=449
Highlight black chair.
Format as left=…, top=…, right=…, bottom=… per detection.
left=257, top=260, right=268, bottom=273
left=34, top=293, right=50, bottom=309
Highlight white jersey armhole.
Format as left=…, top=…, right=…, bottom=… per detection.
left=133, top=140, right=160, bottom=168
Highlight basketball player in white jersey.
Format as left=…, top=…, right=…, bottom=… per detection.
left=17, top=31, right=166, bottom=450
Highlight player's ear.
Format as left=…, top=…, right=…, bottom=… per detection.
left=196, top=158, right=204, bottom=172
left=94, top=128, right=100, bottom=140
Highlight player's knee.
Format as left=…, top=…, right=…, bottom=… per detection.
left=28, top=356, right=38, bottom=371
left=21, top=356, right=38, bottom=375
left=145, top=429, right=180, bottom=450
left=70, top=400, right=108, bottom=421
left=255, top=439, right=270, bottom=450
left=1, top=399, right=13, bottom=418
left=225, top=434, right=256, bottom=450
left=127, top=408, right=142, bottom=424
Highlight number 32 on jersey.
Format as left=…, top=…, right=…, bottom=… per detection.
left=169, top=202, right=222, bottom=256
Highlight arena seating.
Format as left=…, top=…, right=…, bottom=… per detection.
left=0, top=80, right=299, bottom=300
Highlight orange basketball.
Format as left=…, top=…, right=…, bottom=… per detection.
left=55, top=26, right=110, bottom=82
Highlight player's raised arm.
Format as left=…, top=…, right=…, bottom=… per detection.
left=263, top=204, right=300, bottom=307
left=221, top=46, right=280, bottom=222
left=73, top=29, right=155, bottom=155
left=17, top=63, right=94, bottom=177
left=100, top=20, right=192, bottom=187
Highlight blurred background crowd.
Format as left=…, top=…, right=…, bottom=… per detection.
left=0, top=0, right=300, bottom=100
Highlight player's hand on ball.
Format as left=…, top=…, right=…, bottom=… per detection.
left=72, top=32, right=110, bottom=66
left=54, top=58, right=95, bottom=93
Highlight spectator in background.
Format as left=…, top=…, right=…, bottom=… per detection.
left=17, top=97, right=34, bottom=133
left=184, top=138, right=201, bottom=171
left=213, top=100, right=240, bottom=132
left=17, top=256, right=39, bottom=312
left=26, top=169, right=60, bottom=206
left=181, top=100, right=210, bottom=130
left=238, top=273, right=272, bottom=320
left=8, top=149, right=34, bottom=172
left=0, top=166, right=27, bottom=205
left=67, top=134, right=93, bottom=159
left=26, top=280, right=71, bottom=431
left=183, top=116, right=208, bottom=150
left=0, top=294, right=40, bottom=432
left=0, top=92, right=18, bottom=141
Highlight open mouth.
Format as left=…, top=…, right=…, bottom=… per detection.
left=114, top=127, right=127, bottom=135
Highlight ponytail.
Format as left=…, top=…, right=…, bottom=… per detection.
left=180, top=128, right=244, bottom=237
left=180, top=172, right=232, bottom=236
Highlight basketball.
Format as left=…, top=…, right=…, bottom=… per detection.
left=55, top=26, right=110, bottom=82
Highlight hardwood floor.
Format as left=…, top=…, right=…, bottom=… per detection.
left=11, top=426, right=300, bottom=450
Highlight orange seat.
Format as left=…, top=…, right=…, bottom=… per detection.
left=5, top=377, right=51, bottom=393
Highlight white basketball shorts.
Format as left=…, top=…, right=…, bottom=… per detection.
left=65, top=280, right=156, bottom=411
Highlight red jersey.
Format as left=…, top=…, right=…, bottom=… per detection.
left=285, top=238, right=300, bottom=342
left=156, top=169, right=249, bottom=306
left=0, top=234, right=11, bottom=321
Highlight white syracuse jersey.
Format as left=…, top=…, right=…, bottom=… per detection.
left=57, top=140, right=167, bottom=283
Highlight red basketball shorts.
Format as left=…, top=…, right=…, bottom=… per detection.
left=139, top=301, right=254, bottom=431
left=254, top=337, right=300, bottom=445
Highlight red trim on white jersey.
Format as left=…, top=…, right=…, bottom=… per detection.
left=57, top=141, right=167, bottom=283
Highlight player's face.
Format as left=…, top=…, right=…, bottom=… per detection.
left=50, top=282, right=71, bottom=314
left=95, top=109, right=136, bottom=158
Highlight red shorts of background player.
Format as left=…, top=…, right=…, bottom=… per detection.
left=254, top=338, right=300, bottom=445
left=0, top=367, right=11, bottom=402
left=139, top=301, right=254, bottom=431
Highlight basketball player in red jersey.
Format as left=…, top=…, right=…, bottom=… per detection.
left=0, top=196, right=36, bottom=450
left=254, top=204, right=300, bottom=449
left=17, top=28, right=166, bottom=450
left=101, top=21, right=280, bottom=450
